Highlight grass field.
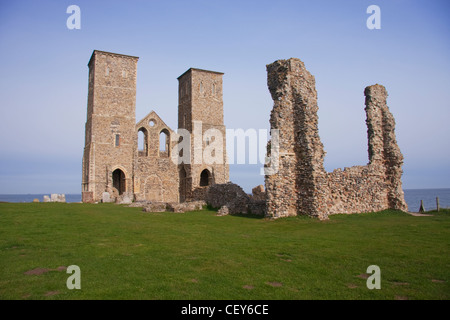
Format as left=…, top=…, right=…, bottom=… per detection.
left=0, top=203, right=448, bottom=300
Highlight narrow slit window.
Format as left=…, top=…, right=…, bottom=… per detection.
left=115, top=134, right=120, bottom=147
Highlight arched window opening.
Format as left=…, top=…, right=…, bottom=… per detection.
left=200, top=169, right=211, bottom=187
left=159, top=129, right=170, bottom=156
left=138, top=128, right=148, bottom=156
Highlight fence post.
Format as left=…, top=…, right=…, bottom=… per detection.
left=419, top=200, right=425, bottom=213
left=436, top=197, right=440, bottom=212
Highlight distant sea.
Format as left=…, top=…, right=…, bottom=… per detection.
left=0, top=189, right=449, bottom=212
left=403, top=189, right=450, bottom=212
left=0, top=194, right=82, bottom=203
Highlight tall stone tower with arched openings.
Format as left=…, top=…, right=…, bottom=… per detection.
left=82, top=51, right=229, bottom=203
left=82, top=50, right=139, bottom=203
left=177, top=68, right=229, bottom=202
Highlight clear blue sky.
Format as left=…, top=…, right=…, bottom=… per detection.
left=0, top=0, right=449, bottom=194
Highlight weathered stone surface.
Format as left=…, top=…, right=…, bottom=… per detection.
left=251, top=185, right=266, bottom=201
left=81, top=191, right=94, bottom=203
left=167, top=200, right=206, bottom=213
left=143, top=202, right=167, bottom=213
left=364, top=84, right=408, bottom=212
left=248, top=200, right=266, bottom=216
left=102, top=192, right=111, bottom=203
left=57, top=194, right=66, bottom=203
left=127, top=201, right=149, bottom=208
left=116, top=192, right=132, bottom=204
left=142, top=200, right=206, bottom=213
left=217, top=205, right=229, bottom=216
left=265, top=58, right=407, bottom=220
left=48, top=194, right=66, bottom=203
left=206, top=182, right=250, bottom=214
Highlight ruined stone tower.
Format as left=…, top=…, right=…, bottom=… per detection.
left=177, top=68, right=229, bottom=202
left=82, top=50, right=139, bottom=203
left=82, top=50, right=229, bottom=203
left=265, top=58, right=407, bottom=220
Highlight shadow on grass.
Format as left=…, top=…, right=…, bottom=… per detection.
left=205, top=204, right=218, bottom=212
left=229, top=213, right=265, bottom=220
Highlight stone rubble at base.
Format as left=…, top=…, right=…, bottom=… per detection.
left=43, top=194, right=66, bottom=203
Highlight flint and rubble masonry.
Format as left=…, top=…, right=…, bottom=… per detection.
left=264, top=58, right=407, bottom=220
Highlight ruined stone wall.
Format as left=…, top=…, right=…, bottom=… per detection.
left=323, top=166, right=388, bottom=214
left=265, top=58, right=407, bottom=220
left=205, top=182, right=250, bottom=214
left=364, top=85, right=407, bottom=211
left=204, top=182, right=266, bottom=216
left=265, top=58, right=328, bottom=219
left=322, top=84, right=407, bottom=214
left=133, top=111, right=179, bottom=203
left=250, top=185, right=266, bottom=201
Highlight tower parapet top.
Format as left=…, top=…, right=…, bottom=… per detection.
left=88, top=50, right=139, bottom=67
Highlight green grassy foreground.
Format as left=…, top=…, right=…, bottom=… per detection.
left=0, top=203, right=448, bottom=300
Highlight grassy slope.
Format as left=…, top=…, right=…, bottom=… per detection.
left=0, top=203, right=448, bottom=300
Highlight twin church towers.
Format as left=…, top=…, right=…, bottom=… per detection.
left=82, top=50, right=229, bottom=203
